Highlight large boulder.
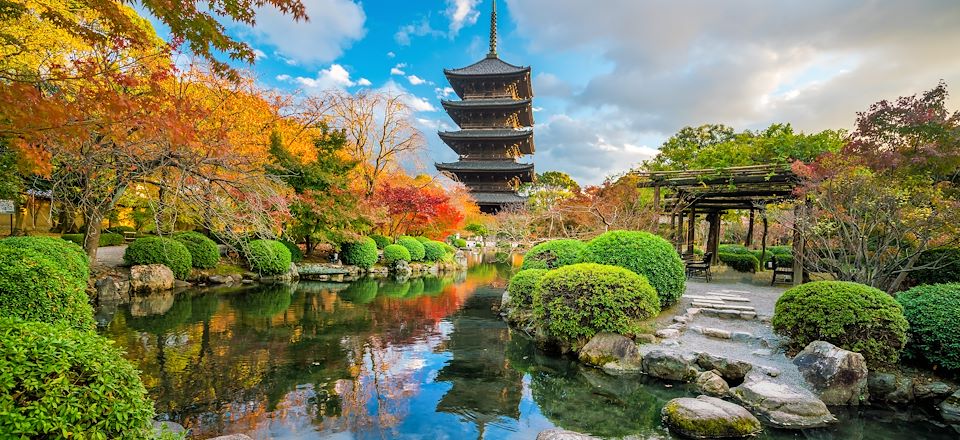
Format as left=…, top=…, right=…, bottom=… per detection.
left=661, top=395, right=763, bottom=439
left=696, top=370, right=730, bottom=397
left=792, top=340, right=869, bottom=405
left=643, top=350, right=701, bottom=382
left=942, top=390, right=960, bottom=424
left=536, top=429, right=599, bottom=440
left=130, top=264, right=175, bottom=293
left=729, top=374, right=836, bottom=429
left=696, top=353, right=753, bottom=382
left=867, top=371, right=914, bottom=404
left=579, top=333, right=642, bottom=372
left=95, top=276, right=130, bottom=304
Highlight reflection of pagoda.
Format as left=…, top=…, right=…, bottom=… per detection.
left=435, top=0, right=535, bottom=213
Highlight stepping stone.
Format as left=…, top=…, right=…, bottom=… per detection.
left=720, top=297, right=751, bottom=303
left=656, top=328, right=681, bottom=339
left=740, top=311, right=758, bottom=320
left=721, top=289, right=751, bottom=294
left=713, top=304, right=756, bottom=311
left=702, top=328, right=732, bottom=339
left=705, top=292, right=742, bottom=298
left=732, top=331, right=754, bottom=342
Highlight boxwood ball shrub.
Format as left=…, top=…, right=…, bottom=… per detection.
left=521, top=239, right=585, bottom=270
left=61, top=233, right=85, bottom=246
left=173, top=231, right=220, bottom=269
left=897, top=283, right=960, bottom=371
left=123, top=236, right=193, bottom=279
left=280, top=239, right=304, bottom=263
left=1, top=236, right=89, bottom=285
left=397, top=236, right=426, bottom=262
left=415, top=236, right=431, bottom=243
left=453, top=238, right=467, bottom=248
left=581, top=230, right=685, bottom=308
left=0, top=318, right=154, bottom=438
left=341, top=237, right=379, bottom=268
left=773, top=281, right=908, bottom=366
left=718, top=252, right=760, bottom=273
left=383, top=244, right=411, bottom=266
left=508, top=269, right=548, bottom=311
left=245, top=239, right=292, bottom=275
left=422, top=241, right=446, bottom=262
left=0, top=246, right=95, bottom=331
left=371, top=234, right=392, bottom=249
left=533, top=263, right=660, bottom=347
left=98, top=232, right=125, bottom=246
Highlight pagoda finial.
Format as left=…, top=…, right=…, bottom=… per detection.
left=487, top=0, right=498, bottom=58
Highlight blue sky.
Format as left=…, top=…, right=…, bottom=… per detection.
left=151, top=0, right=960, bottom=185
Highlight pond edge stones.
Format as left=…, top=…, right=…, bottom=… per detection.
left=729, top=371, right=837, bottom=429
left=792, top=340, right=868, bottom=405
left=661, top=395, right=763, bottom=439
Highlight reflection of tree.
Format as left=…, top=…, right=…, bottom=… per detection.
left=339, top=278, right=379, bottom=304
left=232, top=283, right=294, bottom=319
left=379, top=279, right=410, bottom=298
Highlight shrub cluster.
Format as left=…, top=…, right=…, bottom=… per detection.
left=397, top=236, right=426, bottom=262
left=105, top=225, right=135, bottom=234
left=521, top=239, right=585, bottom=270
left=581, top=230, right=685, bottom=308
left=909, top=247, right=960, bottom=285
left=0, top=318, right=155, bottom=439
left=60, top=233, right=85, bottom=246
left=280, top=240, right=304, bottom=263
left=371, top=234, right=392, bottom=249
left=2, top=236, right=89, bottom=284
left=173, top=231, right=220, bottom=269
left=341, top=237, right=379, bottom=268
left=422, top=241, right=447, bottom=262
left=752, top=246, right=793, bottom=268
left=124, top=236, right=193, bottom=279
left=61, top=233, right=125, bottom=247
left=533, top=263, right=659, bottom=347
left=453, top=238, right=467, bottom=248
left=897, top=283, right=960, bottom=371
left=772, top=281, right=908, bottom=366
left=415, top=236, right=431, bottom=243
left=717, top=245, right=760, bottom=272
left=245, top=239, right=292, bottom=275
left=383, top=244, right=411, bottom=266
left=508, top=269, right=548, bottom=311
left=0, top=245, right=95, bottom=331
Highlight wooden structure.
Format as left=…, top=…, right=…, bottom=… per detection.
left=435, top=0, right=535, bottom=213
left=637, top=164, right=806, bottom=285
left=685, top=252, right=713, bottom=281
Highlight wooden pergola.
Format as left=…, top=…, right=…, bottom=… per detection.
left=636, top=164, right=806, bottom=285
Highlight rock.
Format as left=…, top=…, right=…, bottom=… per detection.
left=208, top=275, right=231, bottom=284
left=915, top=381, right=955, bottom=400
left=696, top=370, right=730, bottom=397
left=207, top=435, right=253, bottom=440
left=868, top=371, right=914, bottom=404
left=942, top=390, right=960, bottom=424
left=642, top=350, right=701, bottom=382
left=655, top=328, right=680, bottom=339
left=500, top=290, right=512, bottom=312
left=792, top=341, right=868, bottom=406
left=289, top=262, right=299, bottom=280
left=702, top=328, right=732, bottom=339
left=731, top=332, right=753, bottom=342
left=579, top=333, right=642, bottom=372
left=661, top=395, right=762, bottom=439
left=393, top=260, right=412, bottom=276
left=536, top=429, right=599, bottom=440
left=95, top=276, right=129, bottom=304
left=696, top=353, right=753, bottom=382
left=153, top=421, right=186, bottom=436
left=730, top=376, right=836, bottom=429
left=173, top=280, right=191, bottom=288
left=635, top=334, right=658, bottom=344
left=130, top=264, right=175, bottom=293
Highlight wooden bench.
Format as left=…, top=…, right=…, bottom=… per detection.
left=123, top=231, right=137, bottom=243
left=685, top=252, right=713, bottom=282
left=770, top=254, right=794, bottom=285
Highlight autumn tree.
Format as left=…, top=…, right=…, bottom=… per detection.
left=371, top=176, right=465, bottom=238
left=521, top=171, right=580, bottom=237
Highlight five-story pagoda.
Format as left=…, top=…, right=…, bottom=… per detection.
left=435, top=0, right=534, bottom=213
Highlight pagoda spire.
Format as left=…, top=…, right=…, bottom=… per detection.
left=487, top=0, right=498, bottom=58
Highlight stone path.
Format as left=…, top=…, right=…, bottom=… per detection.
left=95, top=245, right=127, bottom=268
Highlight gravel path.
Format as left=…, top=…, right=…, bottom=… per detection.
left=95, top=245, right=127, bottom=268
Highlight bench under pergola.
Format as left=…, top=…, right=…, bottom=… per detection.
left=636, top=164, right=806, bottom=285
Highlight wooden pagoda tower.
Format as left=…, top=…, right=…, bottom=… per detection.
left=435, top=0, right=535, bottom=213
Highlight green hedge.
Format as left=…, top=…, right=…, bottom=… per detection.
left=397, top=236, right=425, bottom=262
left=718, top=244, right=752, bottom=254
left=341, top=237, right=379, bottom=268
left=719, top=252, right=760, bottom=273
left=752, top=246, right=793, bottom=267
left=371, top=234, right=392, bottom=249
left=0, top=318, right=154, bottom=438
left=105, top=225, right=135, bottom=234
left=773, top=281, right=908, bottom=366
left=909, top=247, right=960, bottom=285
left=123, top=236, right=193, bottom=279
left=521, top=239, right=585, bottom=270
left=533, top=263, right=659, bottom=347
left=61, top=233, right=85, bottom=246
left=173, top=231, right=220, bottom=269
left=245, top=240, right=292, bottom=275
left=280, top=240, right=304, bottom=263
left=453, top=238, right=467, bottom=248
left=1, top=236, right=89, bottom=285
left=581, top=230, right=685, bottom=309
left=0, top=246, right=95, bottom=331
left=415, top=236, right=431, bottom=243
left=508, top=269, right=548, bottom=311
left=422, top=241, right=446, bottom=262
left=897, top=283, right=960, bottom=371
left=61, top=233, right=124, bottom=248
left=383, top=244, right=411, bottom=266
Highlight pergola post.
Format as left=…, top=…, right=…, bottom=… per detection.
left=706, top=211, right=721, bottom=265
left=792, top=203, right=805, bottom=286
left=760, top=210, right=768, bottom=265
left=686, top=208, right=696, bottom=256
left=653, top=184, right=661, bottom=213
left=745, top=209, right=755, bottom=247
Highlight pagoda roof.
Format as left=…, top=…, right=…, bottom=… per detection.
left=439, top=129, right=534, bottom=156
left=438, top=128, right=532, bottom=139
left=442, top=98, right=533, bottom=127
left=444, top=56, right=530, bottom=77
left=435, top=160, right=534, bottom=172
left=470, top=191, right=528, bottom=205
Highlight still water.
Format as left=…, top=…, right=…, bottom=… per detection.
left=99, top=260, right=955, bottom=439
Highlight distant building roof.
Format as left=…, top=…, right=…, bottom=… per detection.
left=471, top=191, right=528, bottom=205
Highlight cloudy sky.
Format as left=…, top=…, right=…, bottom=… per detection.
left=171, top=0, right=960, bottom=185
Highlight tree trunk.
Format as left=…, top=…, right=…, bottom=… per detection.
left=745, top=209, right=755, bottom=247
left=887, top=252, right=922, bottom=294
left=83, top=206, right=104, bottom=260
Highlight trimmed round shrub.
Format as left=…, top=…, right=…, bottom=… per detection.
left=719, top=252, right=760, bottom=273
left=1, top=235, right=89, bottom=285
left=773, top=281, right=908, bottom=366
left=98, top=232, right=124, bottom=246
left=397, top=236, right=426, bottom=262
left=533, top=263, right=660, bottom=347
left=341, top=237, right=379, bottom=268
left=123, top=236, right=192, bottom=279
left=245, top=239, right=292, bottom=275
left=581, top=230, right=685, bottom=308
left=453, top=238, right=467, bottom=248
left=415, top=236, right=431, bottom=243
left=442, top=243, right=456, bottom=254
left=909, top=247, right=960, bottom=285
left=383, top=244, right=411, bottom=266
left=61, top=233, right=85, bottom=246
left=0, top=318, right=154, bottom=438
left=508, top=269, right=548, bottom=311
left=371, top=234, right=392, bottom=249
left=897, top=283, right=960, bottom=371
left=280, top=240, right=304, bottom=263
left=0, top=247, right=95, bottom=331
left=422, top=241, right=446, bottom=262
left=521, top=239, right=585, bottom=270
left=173, top=231, right=220, bottom=269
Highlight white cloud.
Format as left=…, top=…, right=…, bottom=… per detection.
left=387, top=51, right=396, bottom=58
left=252, top=48, right=267, bottom=60
left=435, top=86, right=455, bottom=99
left=247, top=0, right=365, bottom=65
left=277, top=64, right=369, bottom=91
left=380, top=79, right=438, bottom=112
left=390, top=63, right=407, bottom=76
left=407, top=75, right=433, bottom=86
left=395, top=17, right=444, bottom=46
left=445, top=0, right=482, bottom=37
left=357, top=78, right=372, bottom=86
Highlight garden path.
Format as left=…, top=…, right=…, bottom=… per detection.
left=95, top=245, right=127, bottom=268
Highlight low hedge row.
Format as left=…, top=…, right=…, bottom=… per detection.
left=718, top=252, right=760, bottom=273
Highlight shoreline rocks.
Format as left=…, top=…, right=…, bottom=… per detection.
left=578, top=333, right=643, bottom=373
left=729, top=373, right=836, bottom=429
left=130, top=264, right=175, bottom=293
left=792, top=341, right=868, bottom=406
left=661, top=395, right=763, bottom=439
left=536, top=429, right=599, bottom=440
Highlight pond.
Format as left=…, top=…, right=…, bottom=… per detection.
left=98, top=258, right=955, bottom=439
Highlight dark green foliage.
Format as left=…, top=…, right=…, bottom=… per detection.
left=752, top=246, right=793, bottom=267
left=909, top=247, right=960, bottom=285
left=453, top=238, right=467, bottom=248
left=98, top=232, right=124, bottom=246
left=123, top=236, right=193, bottom=279
left=233, top=284, right=293, bottom=319
left=508, top=269, right=547, bottom=311
left=61, top=233, right=84, bottom=246
left=533, top=263, right=660, bottom=347
left=105, top=225, right=135, bottom=234
left=339, top=279, right=379, bottom=304
left=1, top=236, right=89, bottom=285
left=897, top=284, right=960, bottom=371
left=173, top=231, right=220, bottom=269
left=383, top=244, right=411, bottom=265
left=0, top=318, right=154, bottom=439
left=245, top=240, right=292, bottom=275
left=718, top=252, right=760, bottom=273
left=415, top=236, right=430, bottom=243
left=397, top=236, right=426, bottom=262
left=0, top=247, right=95, bottom=331
left=718, top=244, right=751, bottom=254
left=773, top=281, right=908, bottom=366
left=422, top=241, right=446, bottom=262
left=521, top=239, right=585, bottom=270
left=341, top=237, right=378, bottom=269
left=371, top=234, right=392, bottom=249
left=441, top=243, right=456, bottom=254
left=581, top=230, right=685, bottom=309
left=280, top=240, right=304, bottom=263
